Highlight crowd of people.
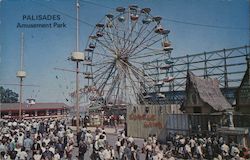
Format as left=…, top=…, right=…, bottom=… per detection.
left=0, top=118, right=76, bottom=160
left=163, top=133, right=250, bottom=160
left=0, top=118, right=249, bottom=160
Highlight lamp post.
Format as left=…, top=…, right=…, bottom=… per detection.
left=16, top=32, right=26, bottom=120
left=71, top=0, right=84, bottom=133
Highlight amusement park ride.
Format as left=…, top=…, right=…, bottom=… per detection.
left=74, top=5, right=176, bottom=112
left=64, top=2, right=250, bottom=116
left=144, top=45, right=250, bottom=104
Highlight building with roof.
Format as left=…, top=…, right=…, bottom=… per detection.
left=182, top=71, right=232, bottom=113
left=0, top=102, right=70, bottom=119
left=236, top=57, right=250, bottom=113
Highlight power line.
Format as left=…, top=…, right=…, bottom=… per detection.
left=164, top=18, right=249, bottom=30
left=80, top=0, right=249, bottom=31
left=33, top=0, right=249, bottom=31
left=33, top=1, right=94, bottom=28
left=80, top=0, right=113, bottom=10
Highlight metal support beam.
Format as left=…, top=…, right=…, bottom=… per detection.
left=223, top=49, right=228, bottom=88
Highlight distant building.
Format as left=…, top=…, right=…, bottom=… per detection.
left=0, top=102, right=70, bottom=119
left=236, top=57, right=250, bottom=113
left=182, top=72, right=232, bottom=113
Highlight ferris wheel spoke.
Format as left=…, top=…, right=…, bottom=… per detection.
left=128, top=70, right=152, bottom=105
left=113, top=78, right=122, bottom=105
left=132, top=33, right=161, bottom=52
left=130, top=49, right=167, bottom=59
left=126, top=77, right=140, bottom=103
left=130, top=50, right=163, bottom=59
left=103, top=30, right=119, bottom=53
left=117, top=62, right=141, bottom=104
left=129, top=60, right=161, bottom=73
left=119, top=59, right=155, bottom=85
left=94, top=44, right=114, bottom=59
left=128, top=63, right=156, bottom=87
left=129, top=68, right=149, bottom=87
left=130, top=36, right=163, bottom=58
left=105, top=73, right=120, bottom=102
left=93, top=63, right=115, bottom=83
left=93, top=63, right=113, bottom=83
left=126, top=27, right=157, bottom=57
left=129, top=59, right=148, bottom=66
left=113, top=20, right=124, bottom=50
left=105, top=25, right=123, bottom=51
left=115, top=64, right=127, bottom=103
left=96, top=64, right=116, bottom=95
left=92, top=60, right=113, bottom=67
left=92, top=51, right=113, bottom=59
left=122, top=22, right=149, bottom=57
left=122, top=16, right=140, bottom=52
left=93, top=64, right=113, bottom=78
left=95, top=39, right=116, bottom=56
left=101, top=22, right=154, bottom=57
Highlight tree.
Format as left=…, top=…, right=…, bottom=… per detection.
left=0, top=86, right=19, bottom=103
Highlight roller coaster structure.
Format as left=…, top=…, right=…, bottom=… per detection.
left=143, top=45, right=250, bottom=104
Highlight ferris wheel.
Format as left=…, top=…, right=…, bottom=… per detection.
left=82, top=5, right=174, bottom=108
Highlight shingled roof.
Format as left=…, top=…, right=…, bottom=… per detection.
left=187, top=71, right=232, bottom=111
left=236, top=57, right=250, bottom=106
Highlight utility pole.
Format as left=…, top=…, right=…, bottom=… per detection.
left=16, top=32, right=26, bottom=120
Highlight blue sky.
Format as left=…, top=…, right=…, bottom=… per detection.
left=0, top=0, right=249, bottom=104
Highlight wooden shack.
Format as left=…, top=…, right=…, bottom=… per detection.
left=182, top=71, right=232, bottom=113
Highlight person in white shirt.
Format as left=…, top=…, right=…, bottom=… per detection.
left=16, top=147, right=28, bottom=160
left=95, top=132, right=101, bottom=141
left=121, top=131, right=126, bottom=140
left=148, top=135, right=153, bottom=145
left=164, top=151, right=175, bottom=160
left=98, top=147, right=105, bottom=160
left=41, top=142, right=46, bottom=153
left=49, top=122, right=55, bottom=131
left=184, top=142, right=192, bottom=159
left=85, top=130, right=93, bottom=145
left=14, top=144, right=22, bottom=155
left=230, top=145, right=240, bottom=158
left=102, top=132, right=107, bottom=141
left=156, top=149, right=164, bottom=160
left=53, top=150, right=61, bottom=160
left=103, top=148, right=111, bottom=160
left=109, top=145, right=115, bottom=160
left=33, top=121, right=38, bottom=133
left=152, top=134, right=157, bottom=144
left=221, top=142, right=229, bottom=158
left=42, top=135, right=50, bottom=146
left=119, top=142, right=126, bottom=159
left=98, top=135, right=106, bottom=149
left=127, top=136, right=134, bottom=144
left=115, top=138, right=121, bottom=157
left=48, top=143, right=55, bottom=154
left=196, top=143, right=204, bottom=159
left=33, top=150, right=42, bottom=160
left=17, top=132, right=24, bottom=147
left=145, top=142, right=153, bottom=153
